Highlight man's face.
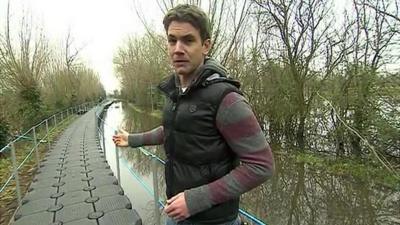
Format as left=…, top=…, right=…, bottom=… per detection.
left=167, top=21, right=211, bottom=77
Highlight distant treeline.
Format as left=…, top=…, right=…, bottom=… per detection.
left=0, top=4, right=105, bottom=147
left=114, top=0, right=399, bottom=162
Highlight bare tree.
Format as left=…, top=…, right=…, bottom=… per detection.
left=344, top=0, right=400, bottom=155
left=253, top=0, right=335, bottom=149
left=359, top=0, right=400, bottom=23
left=114, top=33, right=169, bottom=109
left=0, top=1, right=49, bottom=128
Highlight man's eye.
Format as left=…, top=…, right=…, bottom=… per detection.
left=185, top=38, right=194, bottom=43
left=168, top=39, right=176, bottom=44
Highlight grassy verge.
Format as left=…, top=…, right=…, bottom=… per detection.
left=293, top=152, right=400, bottom=190
left=0, top=115, right=78, bottom=225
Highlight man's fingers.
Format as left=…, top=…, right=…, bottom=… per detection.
left=112, top=136, right=125, bottom=146
left=164, top=192, right=189, bottom=222
left=168, top=211, right=185, bottom=222
left=112, top=135, right=120, bottom=140
left=175, top=216, right=185, bottom=222
left=166, top=198, right=174, bottom=205
left=112, top=136, right=120, bottom=142
left=164, top=204, right=174, bottom=214
left=166, top=192, right=182, bottom=204
left=164, top=206, right=180, bottom=217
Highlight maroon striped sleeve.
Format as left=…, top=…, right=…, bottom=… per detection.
left=184, top=92, right=274, bottom=216
left=128, top=126, right=164, bottom=147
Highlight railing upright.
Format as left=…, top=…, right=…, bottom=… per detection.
left=10, top=142, right=22, bottom=206
left=152, top=156, right=161, bottom=225
left=46, top=119, right=51, bottom=151
left=114, top=130, right=121, bottom=183
left=102, top=122, right=106, bottom=157
left=33, top=127, right=40, bottom=169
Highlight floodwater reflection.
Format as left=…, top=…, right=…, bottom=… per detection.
left=104, top=102, right=400, bottom=225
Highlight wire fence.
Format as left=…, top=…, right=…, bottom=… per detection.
left=0, top=102, right=95, bottom=207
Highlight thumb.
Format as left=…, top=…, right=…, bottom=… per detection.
left=167, top=192, right=182, bottom=204
left=118, top=127, right=128, bottom=135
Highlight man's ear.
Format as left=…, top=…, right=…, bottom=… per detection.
left=202, top=39, right=211, bottom=55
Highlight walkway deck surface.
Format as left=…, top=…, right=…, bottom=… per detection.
left=11, top=109, right=142, bottom=225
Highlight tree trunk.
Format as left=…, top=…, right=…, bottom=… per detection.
left=350, top=108, right=363, bottom=157
left=296, top=114, right=306, bottom=150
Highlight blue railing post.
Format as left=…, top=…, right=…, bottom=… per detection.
left=152, top=156, right=161, bottom=225
left=114, top=130, right=121, bottom=183
left=10, top=142, right=22, bottom=206
left=102, top=121, right=106, bottom=157
left=33, top=126, right=40, bottom=169
left=94, top=109, right=98, bottom=139
left=46, top=119, right=51, bottom=151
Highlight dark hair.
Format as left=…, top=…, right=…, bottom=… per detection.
left=163, top=4, right=211, bottom=42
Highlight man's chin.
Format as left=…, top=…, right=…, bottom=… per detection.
left=174, top=68, right=190, bottom=76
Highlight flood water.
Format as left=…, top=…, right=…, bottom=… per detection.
left=101, top=102, right=400, bottom=225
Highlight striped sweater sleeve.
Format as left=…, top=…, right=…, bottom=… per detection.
left=128, top=126, right=164, bottom=147
left=184, top=92, right=275, bottom=216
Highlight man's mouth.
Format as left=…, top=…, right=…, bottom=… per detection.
left=173, top=60, right=188, bottom=63
left=173, top=60, right=189, bottom=67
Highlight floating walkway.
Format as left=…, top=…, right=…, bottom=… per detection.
left=10, top=109, right=142, bottom=225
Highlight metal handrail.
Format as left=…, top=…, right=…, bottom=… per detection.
left=95, top=102, right=268, bottom=225
left=0, top=102, right=95, bottom=207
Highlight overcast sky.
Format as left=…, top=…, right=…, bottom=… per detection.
left=0, top=0, right=164, bottom=93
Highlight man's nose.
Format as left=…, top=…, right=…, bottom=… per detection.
left=174, top=40, right=184, bottom=53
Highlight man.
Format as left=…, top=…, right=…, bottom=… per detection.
left=113, top=4, right=274, bottom=225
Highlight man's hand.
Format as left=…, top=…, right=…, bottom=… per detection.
left=164, top=192, right=190, bottom=221
left=112, top=129, right=129, bottom=147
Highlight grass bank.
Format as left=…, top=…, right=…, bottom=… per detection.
left=292, top=151, right=400, bottom=190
